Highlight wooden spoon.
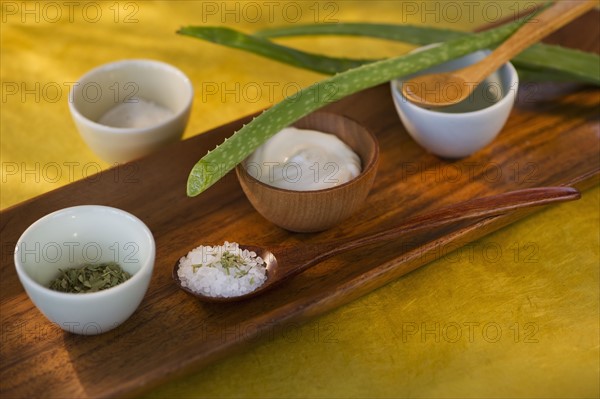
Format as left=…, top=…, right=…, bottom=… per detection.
left=401, top=1, right=596, bottom=108
left=173, top=186, right=580, bottom=302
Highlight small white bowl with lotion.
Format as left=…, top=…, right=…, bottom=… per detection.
left=69, top=59, right=193, bottom=164
left=390, top=49, right=518, bottom=158
left=14, top=205, right=155, bottom=335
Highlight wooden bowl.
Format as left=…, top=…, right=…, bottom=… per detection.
left=235, top=111, right=379, bottom=233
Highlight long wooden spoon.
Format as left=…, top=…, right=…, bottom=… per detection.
left=173, top=186, right=580, bottom=302
left=401, top=1, right=596, bottom=108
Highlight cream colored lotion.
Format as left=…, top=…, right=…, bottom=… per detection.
left=98, top=98, right=174, bottom=128
left=245, top=127, right=361, bottom=191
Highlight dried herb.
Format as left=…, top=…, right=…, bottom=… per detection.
left=220, top=251, right=244, bottom=269
left=48, top=262, right=131, bottom=293
left=191, top=251, right=249, bottom=278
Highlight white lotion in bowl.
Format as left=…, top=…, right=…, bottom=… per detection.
left=244, top=127, right=362, bottom=191
left=69, top=59, right=193, bottom=164
left=98, top=98, right=174, bottom=128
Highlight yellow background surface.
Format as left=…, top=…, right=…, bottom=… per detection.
left=1, top=1, right=598, bottom=398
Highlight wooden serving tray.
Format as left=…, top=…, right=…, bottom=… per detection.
left=1, top=13, right=599, bottom=399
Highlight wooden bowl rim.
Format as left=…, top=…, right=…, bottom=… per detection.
left=235, top=112, right=380, bottom=195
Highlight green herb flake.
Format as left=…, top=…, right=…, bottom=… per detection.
left=235, top=269, right=250, bottom=278
left=220, top=251, right=245, bottom=270
left=191, top=263, right=202, bottom=272
left=48, top=262, right=131, bottom=294
left=190, top=250, right=253, bottom=279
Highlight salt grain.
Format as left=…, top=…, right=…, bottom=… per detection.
left=177, top=242, right=267, bottom=298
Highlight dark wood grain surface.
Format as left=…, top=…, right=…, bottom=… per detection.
left=1, top=12, right=599, bottom=399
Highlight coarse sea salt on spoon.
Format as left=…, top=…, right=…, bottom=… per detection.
left=174, top=187, right=580, bottom=302
left=177, top=242, right=267, bottom=298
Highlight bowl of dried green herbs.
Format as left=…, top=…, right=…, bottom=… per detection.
left=14, top=205, right=155, bottom=335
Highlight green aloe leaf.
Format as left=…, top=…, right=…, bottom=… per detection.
left=179, top=24, right=598, bottom=84
left=256, top=22, right=467, bottom=44
left=185, top=18, right=528, bottom=196
left=177, top=26, right=371, bottom=75
left=256, top=22, right=600, bottom=85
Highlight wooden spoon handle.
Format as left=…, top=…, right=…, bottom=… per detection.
left=309, top=186, right=580, bottom=264
left=469, top=0, right=597, bottom=81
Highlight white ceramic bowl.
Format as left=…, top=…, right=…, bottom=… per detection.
left=69, top=59, right=193, bottom=164
left=390, top=50, right=518, bottom=158
left=14, top=206, right=155, bottom=335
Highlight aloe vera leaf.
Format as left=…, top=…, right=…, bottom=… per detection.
left=514, top=44, right=600, bottom=85
left=515, top=62, right=597, bottom=83
left=180, top=25, right=598, bottom=84
left=186, top=19, right=527, bottom=196
left=256, top=22, right=467, bottom=44
left=179, top=25, right=376, bottom=74
left=177, top=26, right=371, bottom=75
left=257, top=23, right=600, bottom=85
left=178, top=33, right=572, bottom=85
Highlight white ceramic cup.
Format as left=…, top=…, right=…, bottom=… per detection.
left=69, top=59, right=193, bottom=164
left=14, top=206, right=155, bottom=335
left=390, top=50, right=518, bottom=158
